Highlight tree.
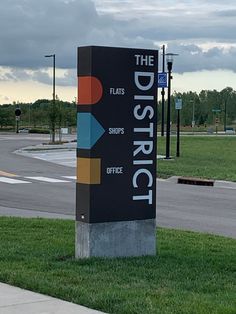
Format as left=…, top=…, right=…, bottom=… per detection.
left=0, top=105, right=15, bottom=128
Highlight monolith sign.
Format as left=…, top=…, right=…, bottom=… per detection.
left=76, top=46, right=158, bottom=258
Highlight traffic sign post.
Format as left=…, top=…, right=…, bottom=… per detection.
left=157, top=72, right=167, bottom=88
left=175, top=98, right=182, bottom=110
left=212, top=109, right=221, bottom=134
left=15, top=107, right=21, bottom=133
left=175, top=98, right=182, bottom=157
left=15, top=108, right=21, bottom=117
left=215, top=117, right=220, bottom=134
left=76, top=46, right=158, bottom=258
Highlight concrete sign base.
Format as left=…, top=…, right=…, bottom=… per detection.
left=75, top=219, right=156, bottom=258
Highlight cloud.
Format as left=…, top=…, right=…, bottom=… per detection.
left=167, top=43, right=236, bottom=73
left=0, top=0, right=236, bottom=81
left=0, top=0, right=100, bottom=68
left=0, top=67, right=76, bottom=86
left=213, top=9, right=236, bottom=17
left=0, top=94, right=10, bottom=102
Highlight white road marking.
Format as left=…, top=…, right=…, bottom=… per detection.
left=25, top=177, right=70, bottom=183
left=62, top=176, right=76, bottom=180
left=22, top=151, right=76, bottom=167
left=0, top=177, right=30, bottom=184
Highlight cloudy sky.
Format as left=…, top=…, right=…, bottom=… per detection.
left=0, top=0, right=236, bottom=103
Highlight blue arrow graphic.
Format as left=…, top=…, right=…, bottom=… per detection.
left=77, top=113, right=105, bottom=149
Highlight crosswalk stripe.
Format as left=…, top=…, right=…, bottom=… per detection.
left=0, top=177, right=30, bottom=184
left=25, top=176, right=70, bottom=183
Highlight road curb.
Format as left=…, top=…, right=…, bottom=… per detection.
left=177, top=177, right=214, bottom=186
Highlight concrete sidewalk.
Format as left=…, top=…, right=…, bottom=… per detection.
left=0, top=283, right=106, bottom=314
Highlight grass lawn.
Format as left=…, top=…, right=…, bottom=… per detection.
left=0, top=217, right=235, bottom=314
left=157, top=136, right=236, bottom=181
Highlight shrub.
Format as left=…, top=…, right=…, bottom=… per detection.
left=29, top=128, right=50, bottom=134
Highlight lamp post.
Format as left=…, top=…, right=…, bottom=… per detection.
left=165, top=53, right=178, bottom=159
left=161, top=45, right=165, bottom=137
left=45, top=54, right=56, bottom=143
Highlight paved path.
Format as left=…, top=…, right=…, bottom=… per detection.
left=0, top=283, right=105, bottom=314
left=15, top=141, right=77, bottom=167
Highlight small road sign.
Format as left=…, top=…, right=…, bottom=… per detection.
left=157, top=72, right=167, bottom=88
left=175, top=98, right=182, bottom=110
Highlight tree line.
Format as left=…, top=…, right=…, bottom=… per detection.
left=159, top=87, right=236, bottom=128
left=0, top=99, right=76, bottom=131
left=0, top=87, right=236, bottom=131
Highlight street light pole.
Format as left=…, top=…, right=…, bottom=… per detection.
left=45, top=54, right=56, bottom=143
left=165, top=53, right=178, bottom=159
left=166, top=58, right=172, bottom=159
left=161, top=45, right=165, bottom=137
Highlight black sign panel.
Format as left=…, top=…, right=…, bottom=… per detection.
left=76, top=46, right=158, bottom=223
left=15, top=108, right=21, bottom=116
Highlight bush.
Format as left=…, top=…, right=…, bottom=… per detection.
left=0, top=127, right=14, bottom=132
left=29, top=128, right=50, bottom=134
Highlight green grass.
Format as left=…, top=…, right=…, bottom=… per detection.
left=158, top=136, right=236, bottom=181
left=0, top=217, right=235, bottom=314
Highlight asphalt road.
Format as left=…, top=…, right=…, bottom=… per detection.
left=0, top=134, right=75, bottom=215
left=0, top=133, right=236, bottom=239
left=157, top=179, right=236, bottom=238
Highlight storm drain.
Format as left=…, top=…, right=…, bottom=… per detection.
left=177, top=177, right=214, bottom=186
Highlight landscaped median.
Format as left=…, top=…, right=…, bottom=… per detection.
left=0, top=217, right=235, bottom=314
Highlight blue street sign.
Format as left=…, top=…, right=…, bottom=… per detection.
left=175, top=98, right=182, bottom=110
left=157, top=72, right=167, bottom=88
